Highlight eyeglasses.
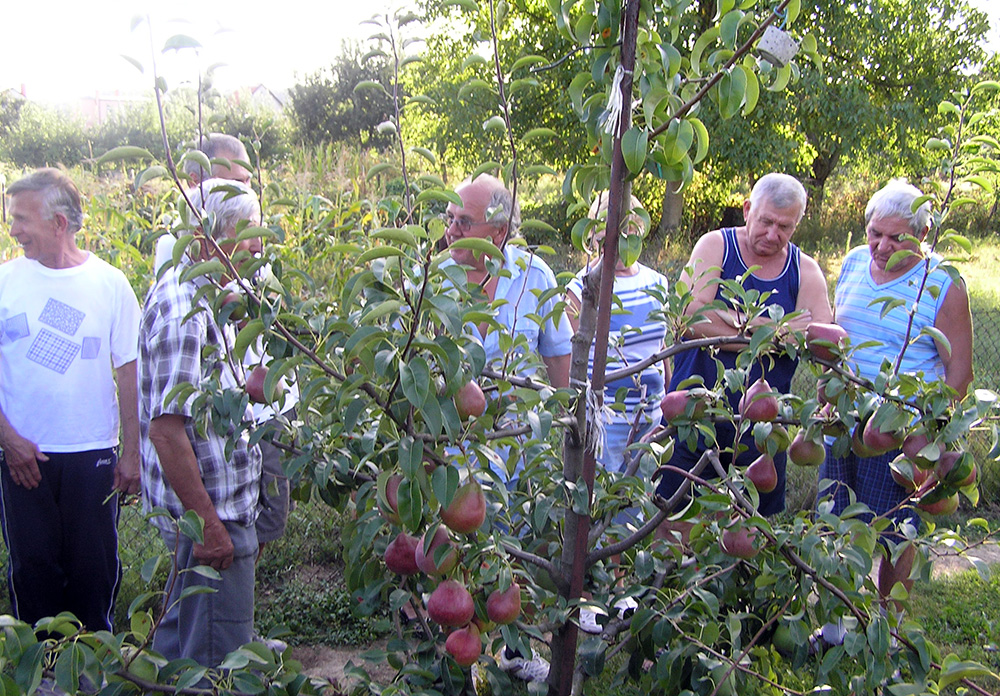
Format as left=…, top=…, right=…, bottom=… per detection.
left=439, top=213, right=500, bottom=234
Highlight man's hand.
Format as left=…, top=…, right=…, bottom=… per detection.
left=194, top=517, right=235, bottom=571
left=113, top=449, right=141, bottom=495
left=2, top=432, right=47, bottom=489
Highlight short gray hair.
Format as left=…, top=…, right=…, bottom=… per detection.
left=186, top=179, right=259, bottom=240
left=181, top=133, right=248, bottom=179
left=7, top=168, right=84, bottom=233
left=465, top=174, right=521, bottom=236
left=865, top=179, right=931, bottom=234
left=748, top=173, right=807, bottom=219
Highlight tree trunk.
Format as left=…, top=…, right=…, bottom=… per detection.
left=657, top=185, right=683, bottom=237
left=803, top=146, right=840, bottom=217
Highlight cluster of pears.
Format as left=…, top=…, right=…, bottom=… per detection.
left=379, top=379, right=524, bottom=666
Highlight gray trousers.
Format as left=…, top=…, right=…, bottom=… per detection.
left=154, top=521, right=257, bottom=666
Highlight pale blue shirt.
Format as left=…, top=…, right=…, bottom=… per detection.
left=835, top=245, right=952, bottom=383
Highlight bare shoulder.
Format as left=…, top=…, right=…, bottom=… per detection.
left=686, top=229, right=726, bottom=266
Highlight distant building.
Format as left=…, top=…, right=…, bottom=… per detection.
left=244, top=84, right=287, bottom=112
left=78, top=91, right=149, bottom=128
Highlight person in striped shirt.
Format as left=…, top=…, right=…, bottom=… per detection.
left=566, top=192, right=670, bottom=473
left=820, top=179, right=973, bottom=612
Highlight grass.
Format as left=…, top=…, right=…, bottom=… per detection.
left=909, top=567, right=1000, bottom=693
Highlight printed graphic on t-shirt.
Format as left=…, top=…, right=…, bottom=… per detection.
left=39, top=298, right=85, bottom=335
left=27, top=329, right=81, bottom=374
left=3, top=298, right=102, bottom=372
left=1, top=313, right=30, bottom=344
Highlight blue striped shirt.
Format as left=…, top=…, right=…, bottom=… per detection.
left=835, top=245, right=952, bottom=383
left=568, top=263, right=669, bottom=419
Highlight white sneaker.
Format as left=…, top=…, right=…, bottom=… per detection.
left=579, top=607, right=604, bottom=634
left=498, top=648, right=550, bottom=682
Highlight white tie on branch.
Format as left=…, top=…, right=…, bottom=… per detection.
left=585, top=381, right=615, bottom=458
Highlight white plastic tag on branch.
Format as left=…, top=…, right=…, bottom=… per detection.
left=600, top=65, right=629, bottom=135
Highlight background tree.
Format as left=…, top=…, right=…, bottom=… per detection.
left=288, top=41, right=396, bottom=148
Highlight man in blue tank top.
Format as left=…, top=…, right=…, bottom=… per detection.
left=654, top=173, right=833, bottom=538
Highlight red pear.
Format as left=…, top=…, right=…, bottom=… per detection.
left=427, top=579, right=475, bottom=627
left=850, top=423, right=879, bottom=458
left=246, top=365, right=268, bottom=404
left=384, top=532, right=420, bottom=575
left=934, top=450, right=976, bottom=487
left=455, top=380, right=487, bottom=420
left=378, top=475, right=403, bottom=525
left=441, top=481, right=486, bottom=534
left=754, top=424, right=790, bottom=454
left=862, top=419, right=904, bottom=455
left=486, top=582, right=522, bottom=625
left=660, top=389, right=708, bottom=422
left=415, top=527, right=458, bottom=575
left=720, top=523, right=759, bottom=559
left=746, top=453, right=778, bottom=493
left=918, top=492, right=959, bottom=516
left=902, top=432, right=942, bottom=470
left=889, top=455, right=932, bottom=492
left=806, top=323, right=849, bottom=362
left=445, top=623, right=482, bottom=666
left=788, top=431, right=826, bottom=467
left=739, top=379, right=779, bottom=423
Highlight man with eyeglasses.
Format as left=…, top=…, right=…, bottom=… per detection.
left=441, top=174, right=571, bottom=389
left=438, top=174, right=571, bottom=683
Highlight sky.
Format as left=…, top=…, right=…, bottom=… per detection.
left=1, top=0, right=998, bottom=107
left=2, top=0, right=393, bottom=104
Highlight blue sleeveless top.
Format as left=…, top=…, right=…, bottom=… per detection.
left=669, top=228, right=801, bottom=407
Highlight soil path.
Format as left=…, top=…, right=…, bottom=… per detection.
left=293, top=543, right=1000, bottom=692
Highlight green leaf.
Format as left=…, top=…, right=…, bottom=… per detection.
left=234, top=319, right=265, bottom=363
left=459, top=79, right=494, bottom=100
left=442, top=0, right=479, bottom=10
left=691, top=26, right=721, bottom=76
left=178, top=510, right=205, bottom=544
left=372, top=227, right=419, bottom=248
left=135, top=165, right=168, bottom=189
left=715, top=0, right=736, bottom=21
left=938, top=659, right=996, bottom=689
left=765, top=63, right=792, bottom=92
left=523, top=127, right=559, bottom=142
left=96, top=146, right=155, bottom=165
left=355, top=247, right=407, bottom=265
left=448, top=237, right=503, bottom=260
left=411, top=147, right=437, bottom=165
left=785, top=0, right=800, bottom=25
left=483, top=115, right=507, bottom=132
left=354, top=80, right=387, bottom=94
left=511, top=55, right=547, bottom=72
left=740, top=65, right=759, bottom=115
left=568, top=72, right=591, bottom=115
left=619, top=232, right=642, bottom=267
left=367, top=162, right=395, bottom=179
left=121, top=54, right=144, bottom=74
left=162, top=34, right=201, bottom=51
left=970, top=80, right=1000, bottom=96
left=717, top=67, right=747, bottom=119
left=621, top=127, right=648, bottom=175
left=414, top=189, right=462, bottom=206
left=461, top=55, right=488, bottom=70
left=400, top=356, right=432, bottom=409
left=472, top=161, right=502, bottom=179
left=719, top=9, right=745, bottom=48
left=690, top=117, right=710, bottom=164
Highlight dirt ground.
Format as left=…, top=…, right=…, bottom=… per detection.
left=292, top=542, right=1000, bottom=693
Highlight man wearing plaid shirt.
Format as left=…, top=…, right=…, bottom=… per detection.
left=139, top=179, right=263, bottom=665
